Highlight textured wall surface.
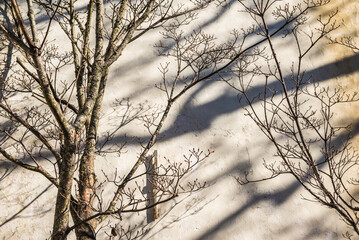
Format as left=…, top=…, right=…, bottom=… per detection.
left=0, top=1, right=358, bottom=239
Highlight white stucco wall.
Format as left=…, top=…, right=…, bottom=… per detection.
left=0, top=0, right=358, bottom=239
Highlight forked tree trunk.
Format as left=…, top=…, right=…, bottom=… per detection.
left=74, top=72, right=108, bottom=240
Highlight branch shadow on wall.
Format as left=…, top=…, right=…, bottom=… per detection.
left=0, top=184, right=53, bottom=228
left=102, top=53, right=359, bottom=148
left=195, top=117, right=359, bottom=240
left=0, top=1, right=358, bottom=239
left=95, top=6, right=359, bottom=235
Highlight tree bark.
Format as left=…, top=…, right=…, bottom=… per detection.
left=75, top=71, right=108, bottom=240
left=52, top=142, right=77, bottom=240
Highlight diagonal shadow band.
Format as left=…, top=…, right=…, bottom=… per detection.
left=195, top=116, right=359, bottom=240
left=99, top=53, right=359, bottom=148
left=0, top=184, right=53, bottom=228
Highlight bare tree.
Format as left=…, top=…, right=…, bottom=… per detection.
left=0, top=0, right=218, bottom=239
left=227, top=0, right=359, bottom=238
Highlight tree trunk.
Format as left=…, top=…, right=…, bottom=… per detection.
left=74, top=72, right=108, bottom=239
left=52, top=142, right=77, bottom=240
left=76, top=144, right=96, bottom=240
